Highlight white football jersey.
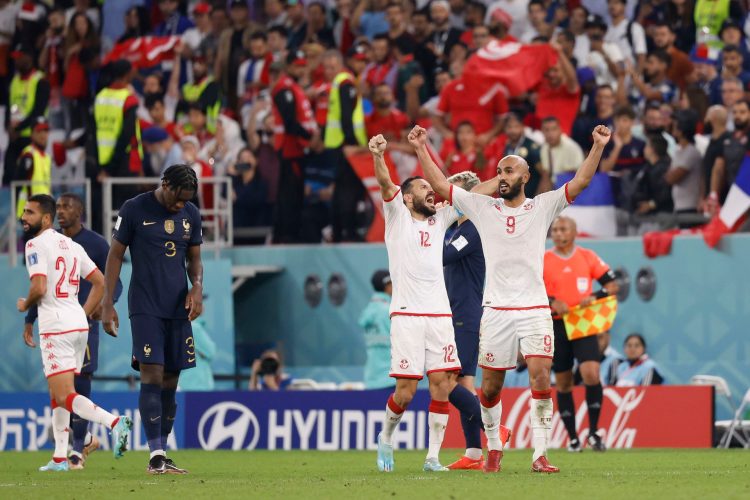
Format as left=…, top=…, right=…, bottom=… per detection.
left=24, top=228, right=97, bottom=334
left=450, top=184, right=571, bottom=309
left=384, top=190, right=458, bottom=316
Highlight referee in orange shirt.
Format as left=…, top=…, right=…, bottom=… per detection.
left=543, top=216, right=618, bottom=452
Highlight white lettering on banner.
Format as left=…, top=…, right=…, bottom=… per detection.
left=341, top=410, right=365, bottom=450
left=292, top=410, right=316, bottom=450
left=506, top=389, right=644, bottom=449
left=199, top=402, right=260, bottom=450
left=25, top=407, right=53, bottom=451
left=366, top=410, right=385, bottom=450
left=268, top=410, right=291, bottom=450
left=317, top=410, right=341, bottom=450
left=0, top=409, right=25, bottom=450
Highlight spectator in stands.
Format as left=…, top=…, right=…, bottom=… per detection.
left=359, top=269, right=393, bottom=389
left=429, top=1, right=463, bottom=66
left=181, top=2, right=213, bottom=57
left=230, top=147, right=270, bottom=230
left=718, top=19, right=750, bottom=72
left=351, top=0, right=389, bottom=41
left=441, top=121, right=488, bottom=177
left=154, top=0, right=194, bottom=37
left=583, top=14, right=624, bottom=89
left=569, top=5, right=590, bottom=65
left=265, top=0, right=288, bottom=27
left=384, top=2, right=408, bottom=41
left=702, top=105, right=731, bottom=214
left=60, top=12, right=100, bottom=138
left=667, top=109, right=702, bottom=222
left=595, top=331, right=622, bottom=387
left=216, top=0, right=260, bottom=113
left=393, top=35, right=427, bottom=111
left=366, top=83, right=409, bottom=142
left=269, top=57, right=318, bottom=243
left=719, top=78, right=744, bottom=123
left=144, top=93, right=179, bottom=141
left=15, top=118, right=51, bottom=218
left=249, top=350, right=292, bottom=390
left=495, top=112, right=547, bottom=194
left=709, top=99, right=750, bottom=207
left=4, top=42, right=49, bottom=187
left=237, top=32, right=272, bottom=115
left=142, top=126, right=182, bottom=177
left=333, top=0, right=357, bottom=54
left=267, top=25, right=289, bottom=62
left=601, top=106, right=646, bottom=208
left=304, top=1, right=335, bottom=48
left=177, top=49, right=221, bottom=134
left=536, top=40, right=580, bottom=137
left=605, top=0, right=647, bottom=71
left=183, top=102, right=214, bottom=147
left=540, top=116, right=584, bottom=185
left=573, top=84, right=616, bottom=151
left=66, top=0, right=100, bottom=32
left=520, top=0, right=553, bottom=43
left=117, top=6, right=151, bottom=44
left=362, top=34, right=397, bottom=97
left=711, top=45, right=750, bottom=106
left=39, top=9, right=65, bottom=107
left=181, top=135, right=214, bottom=210
left=651, top=22, right=693, bottom=91
left=614, top=334, right=664, bottom=386
left=632, top=133, right=674, bottom=216
left=286, top=0, right=308, bottom=50
left=629, top=49, right=676, bottom=105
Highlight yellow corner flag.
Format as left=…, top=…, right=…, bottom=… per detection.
left=563, top=295, right=618, bottom=341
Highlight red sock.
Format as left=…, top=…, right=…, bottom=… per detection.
left=110, top=417, right=120, bottom=430
left=53, top=457, right=67, bottom=463
left=387, top=394, right=404, bottom=414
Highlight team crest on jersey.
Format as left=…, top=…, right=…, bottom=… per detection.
left=523, top=202, right=534, bottom=210
left=182, top=219, right=191, bottom=239
left=164, top=220, right=175, bottom=234
left=485, top=352, right=495, bottom=363
left=428, top=216, right=436, bottom=226
left=399, top=359, right=409, bottom=369
left=144, top=344, right=152, bottom=357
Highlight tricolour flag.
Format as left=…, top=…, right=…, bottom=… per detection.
left=563, top=296, right=618, bottom=341
left=462, top=40, right=558, bottom=98
left=103, top=36, right=181, bottom=69
left=703, top=154, right=750, bottom=247
left=555, top=172, right=617, bottom=237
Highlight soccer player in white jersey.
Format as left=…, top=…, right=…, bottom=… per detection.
left=17, top=194, right=133, bottom=472
left=369, top=134, right=490, bottom=473
left=409, top=124, right=612, bottom=473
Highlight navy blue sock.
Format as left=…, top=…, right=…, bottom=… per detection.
left=586, top=383, right=604, bottom=435
left=139, top=383, right=163, bottom=453
left=71, top=375, right=92, bottom=454
left=557, top=390, right=578, bottom=441
left=449, top=384, right=482, bottom=450
left=160, top=388, right=177, bottom=451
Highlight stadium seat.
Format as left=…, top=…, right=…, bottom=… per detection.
left=690, top=375, right=749, bottom=448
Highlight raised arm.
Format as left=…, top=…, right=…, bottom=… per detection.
left=471, top=176, right=499, bottom=197
left=407, top=126, right=451, bottom=200
left=566, top=125, right=611, bottom=201
left=368, top=134, right=399, bottom=200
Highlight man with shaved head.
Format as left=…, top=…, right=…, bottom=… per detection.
left=409, top=123, right=611, bottom=473
left=543, top=216, right=618, bottom=452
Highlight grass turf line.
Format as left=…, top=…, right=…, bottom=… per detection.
left=0, top=449, right=747, bottom=499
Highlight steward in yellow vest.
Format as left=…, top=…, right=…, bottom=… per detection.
left=16, top=119, right=52, bottom=218
left=178, top=51, right=221, bottom=134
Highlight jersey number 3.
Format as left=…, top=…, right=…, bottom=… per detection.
left=55, top=257, right=80, bottom=298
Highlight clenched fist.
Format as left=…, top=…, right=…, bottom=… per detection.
left=407, top=125, right=428, bottom=149
left=369, top=134, right=387, bottom=156
left=592, top=125, right=612, bottom=147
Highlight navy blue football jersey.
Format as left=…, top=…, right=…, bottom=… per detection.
left=113, top=192, right=202, bottom=319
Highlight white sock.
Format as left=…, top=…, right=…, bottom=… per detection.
left=52, top=406, right=70, bottom=460
left=84, top=432, right=92, bottom=447
left=70, top=394, right=118, bottom=428
left=150, top=449, right=166, bottom=459
left=465, top=448, right=483, bottom=460
left=426, top=411, right=449, bottom=461
left=481, top=400, right=503, bottom=451
left=531, top=397, right=553, bottom=461
left=381, top=395, right=404, bottom=446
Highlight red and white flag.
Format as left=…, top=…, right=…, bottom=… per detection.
left=703, top=154, right=750, bottom=247
left=462, top=40, right=558, bottom=98
left=103, top=36, right=182, bottom=69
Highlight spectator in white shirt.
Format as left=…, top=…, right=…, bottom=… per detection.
left=485, top=0, right=530, bottom=40
left=666, top=110, right=702, bottom=220
left=604, top=0, right=647, bottom=72
left=583, top=14, right=625, bottom=89
left=540, top=116, right=585, bottom=184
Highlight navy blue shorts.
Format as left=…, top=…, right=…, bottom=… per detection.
left=455, top=329, right=479, bottom=377
left=80, top=322, right=99, bottom=374
left=130, top=314, right=195, bottom=372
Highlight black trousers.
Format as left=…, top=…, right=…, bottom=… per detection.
left=331, top=148, right=366, bottom=242
left=273, top=155, right=306, bottom=244
left=3, top=136, right=30, bottom=187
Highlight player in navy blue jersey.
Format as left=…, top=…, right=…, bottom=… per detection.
left=24, top=193, right=123, bottom=469
left=102, top=164, right=203, bottom=475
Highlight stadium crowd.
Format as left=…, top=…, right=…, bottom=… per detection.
left=2, top=0, right=750, bottom=242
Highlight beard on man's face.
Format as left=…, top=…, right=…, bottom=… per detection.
left=498, top=177, right=524, bottom=200
left=22, top=221, right=42, bottom=242
left=412, top=196, right=436, bottom=217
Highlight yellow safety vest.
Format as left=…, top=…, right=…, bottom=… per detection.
left=9, top=70, right=46, bottom=138
left=94, top=87, right=143, bottom=167
left=694, top=0, right=730, bottom=48
left=16, top=145, right=51, bottom=218
left=182, top=77, right=220, bottom=134
left=324, top=72, right=367, bottom=149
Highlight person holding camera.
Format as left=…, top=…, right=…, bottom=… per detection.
left=249, top=350, right=291, bottom=390
left=229, top=147, right=269, bottom=231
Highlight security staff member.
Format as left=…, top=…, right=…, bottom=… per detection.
left=177, top=50, right=221, bottom=134
left=543, top=216, right=618, bottom=453
left=322, top=49, right=367, bottom=242
left=93, top=59, right=142, bottom=230
left=269, top=57, right=318, bottom=243
left=16, top=118, right=52, bottom=218
left=3, top=42, right=50, bottom=187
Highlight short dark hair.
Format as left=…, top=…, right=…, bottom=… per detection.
left=401, top=176, right=424, bottom=195
left=144, top=92, right=165, bottom=110
left=386, top=1, right=402, bottom=11
left=652, top=21, right=673, bottom=32
left=624, top=333, right=646, bottom=350
left=59, top=192, right=84, bottom=211
left=529, top=0, right=545, bottom=10
left=162, top=164, right=198, bottom=193
left=372, top=33, right=391, bottom=46
left=614, top=105, right=636, bottom=120
left=722, top=43, right=742, bottom=55
left=268, top=25, right=288, bottom=38
left=541, top=116, right=560, bottom=125
left=648, top=49, right=671, bottom=66
left=250, top=31, right=267, bottom=42
left=646, top=133, right=668, bottom=158
left=734, top=98, right=750, bottom=110
left=29, top=194, right=56, bottom=219
left=187, top=101, right=207, bottom=114
left=456, top=120, right=475, bottom=132
left=557, top=29, right=575, bottom=44
left=467, top=1, right=487, bottom=17
left=394, top=34, right=414, bottom=56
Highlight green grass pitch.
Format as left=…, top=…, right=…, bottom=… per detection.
left=0, top=449, right=748, bottom=499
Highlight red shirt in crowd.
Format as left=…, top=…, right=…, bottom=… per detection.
left=365, top=108, right=410, bottom=141
left=436, top=77, right=508, bottom=134
left=535, top=81, right=580, bottom=136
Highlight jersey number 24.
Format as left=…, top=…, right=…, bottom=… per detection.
left=55, top=257, right=80, bottom=298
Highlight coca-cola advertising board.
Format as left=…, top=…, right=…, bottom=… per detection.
left=443, top=386, right=714, bottom=449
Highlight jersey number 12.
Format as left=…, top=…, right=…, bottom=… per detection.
left=419, top=231, right=431, bottom=247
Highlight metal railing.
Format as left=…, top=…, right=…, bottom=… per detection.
left=8, top=179, right=92, bottom=267
left=102, top=176, right=233, bottom=257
